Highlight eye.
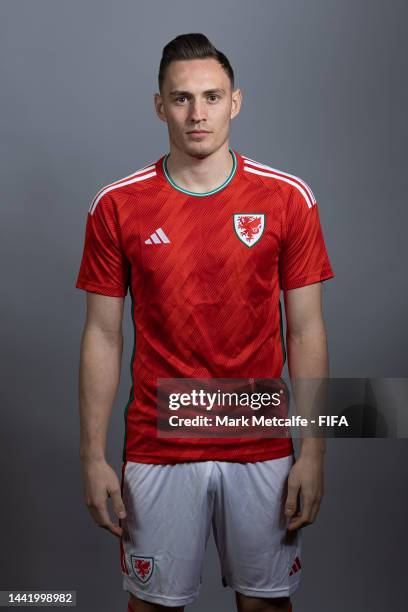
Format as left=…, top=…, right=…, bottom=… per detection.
left=208, top=94, right=220, bottom=102
left=175, top=96, right=187, bottom=103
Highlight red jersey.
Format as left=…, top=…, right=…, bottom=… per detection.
left=76, top=148, right=334, bottom=463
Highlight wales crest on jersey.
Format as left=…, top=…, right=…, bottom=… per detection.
left=233, top=213, right=265, bottom=247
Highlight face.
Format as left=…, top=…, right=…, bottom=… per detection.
left=154, top=58, right=242, bottom=158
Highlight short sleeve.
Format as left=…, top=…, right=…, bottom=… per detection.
left=75, top=193, right=129, bottom=297
left=279, top=184, right=335, bottom=290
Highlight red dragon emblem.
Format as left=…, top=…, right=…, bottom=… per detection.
left=234, top=214, right=265, bottom=246
left=238, top=216, right=262, bottom=240
left=132, top=556, right=154, bottom=582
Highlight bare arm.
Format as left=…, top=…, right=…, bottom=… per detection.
left=283, top=282, right=329, bottom=531
left=78, top=292, right=127, bottom=537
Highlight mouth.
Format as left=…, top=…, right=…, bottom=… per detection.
left=186, top=130, right=211, bottom=135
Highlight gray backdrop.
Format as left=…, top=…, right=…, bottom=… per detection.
left=1, top=0, right=407, bottom=610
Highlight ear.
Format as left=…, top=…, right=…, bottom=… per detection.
left=230, top=88, right=242, bottom=120
left=154, top=92, right=167, bottom=123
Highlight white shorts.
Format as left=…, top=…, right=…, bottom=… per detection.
left=120, top=456, right=302, bottom=607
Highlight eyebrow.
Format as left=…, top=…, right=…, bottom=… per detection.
left=169, top=88, right=226, bottom=97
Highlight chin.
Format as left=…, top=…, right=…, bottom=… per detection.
left=184, top=141, right=216, bottom=159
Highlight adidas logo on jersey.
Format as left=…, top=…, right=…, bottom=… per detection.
left=144, top=228, right=171, bottom=245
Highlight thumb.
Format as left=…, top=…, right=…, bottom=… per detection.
left=110, top=488, right=127, bottom=519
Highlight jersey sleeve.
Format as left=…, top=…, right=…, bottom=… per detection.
left=75, top=193, right=129, bottom=297
left=279, top=184, right=335, bottom=290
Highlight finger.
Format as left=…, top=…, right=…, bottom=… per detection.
left=287, top=512, right=304, bottom=531
left=110, top=488, right=127, bottom=520
left=287, top=494, right=313, bottom=531
left=287, top=515, right=310, bottom=531
left=88, top=502, right=123, bottom=538
left=100, top=522, right=124, bottom=538
left=93, top=510, right=124, bottom=538
left=300, top=494, right=314, bottom=519
left=309, top=499, right=322, bottom=523
left=287, top=497, right=317, bottom=531
left=285, top=482, right=300, bottom=517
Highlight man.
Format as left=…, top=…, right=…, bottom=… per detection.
left=76, top=33, right=334, bottom=612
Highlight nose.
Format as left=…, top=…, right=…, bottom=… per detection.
left=189, top=98, right=207, bottom=123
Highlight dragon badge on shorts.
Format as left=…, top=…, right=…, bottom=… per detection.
left=131, top=555, right=154, bottom=583
left=233, top=213, right=265, bottom=247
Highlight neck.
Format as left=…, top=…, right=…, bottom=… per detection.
left=165, top=143, right=234, bottom=194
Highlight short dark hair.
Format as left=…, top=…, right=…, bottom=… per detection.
left=158, top=33, right=235, bottom=92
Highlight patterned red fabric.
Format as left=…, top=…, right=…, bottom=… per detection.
left=76, top=149, right=334, bottom=463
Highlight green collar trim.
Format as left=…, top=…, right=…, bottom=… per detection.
left=163, top=147, right=237, bottom=197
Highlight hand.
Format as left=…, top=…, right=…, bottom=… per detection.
left=81, top=458, right=127, bottom=537
left=284, top=452, right=324, bottom=531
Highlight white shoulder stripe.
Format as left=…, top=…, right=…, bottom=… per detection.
left=243, top=156, right=316, bottom=207
left=89, top=164, right=157, bottom=215
left=243, top=156, right=316, bottom=204
left=244, top=159, right=315, bottom=203
left=243, top=154, right=315, bottom=196
left=91, top=163, right=156, bottom=205
left=244, top=166, right=313, bottom=209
